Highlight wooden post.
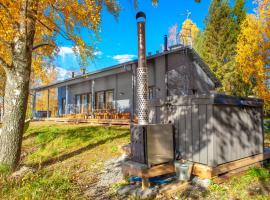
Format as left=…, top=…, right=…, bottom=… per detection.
left=32, top=91, right=36, bottom=118
left=142, top=176, right=150, bottom=189
left=47, top=89, right=50, bottom=118
left=65, top=85, right=68, bottom=114
left=91, top=80, right=95, bottom=112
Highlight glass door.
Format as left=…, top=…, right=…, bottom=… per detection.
left=62, top=98, right=66, bottom=115
left=75, top=95, right=81, bottom=113
left=95, top=91, right=105, bottom=110
left=81, top=94, right=87, bottom=113
left=105, top=90, right=114, bottom=109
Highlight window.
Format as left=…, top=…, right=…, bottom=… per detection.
left=75, top=95, right=81, bottom=113
left=95, top=91, right=105, bottom=110
left=105, top=90, right=114, bottom=109
left=95, top=90, right=114, bottom=110
left=62, top=98, right=66, bottom=114
left=81, top=94, right=87, bottom=113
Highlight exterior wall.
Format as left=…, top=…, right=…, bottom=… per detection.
left=68, top=80, right=92, bottom=105
left=116, top=72, right=133, bottom=112
left=57, top=50, right=217, bottom=116
left=149, top=95, right=264, bottom=167
left=213, top=105, right=264, bottom=165
left=149, top=97, right=216, bottom=166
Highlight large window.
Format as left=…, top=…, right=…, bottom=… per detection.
left=62, top=98, right=66, bottom=114
left=95, top=90, right=114, bottom=110
left=75, top=95, right=81, bottom=113
left=81, top=94, right=87, bottom=113
left=105, top=90, right=114, bottom=109
left=95, top=91, right=105, bottom=110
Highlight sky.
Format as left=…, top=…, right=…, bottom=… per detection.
left=54, top=0, right=256, bottom=81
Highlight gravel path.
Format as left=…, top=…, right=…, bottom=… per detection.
left=84, top=155, right=128, bottom=199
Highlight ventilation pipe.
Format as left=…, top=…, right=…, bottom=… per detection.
left=71, top=72, right=75, bottom=78
left=164, top=35, right=168, bottom=52
left=82, top=68, right=86, bottom=75
left=136, top=11, right=149, bottom=125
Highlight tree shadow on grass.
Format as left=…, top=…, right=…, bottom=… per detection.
left=23, top=131, right=45, bottom=140
left=27, top=131, right=129, bottom=169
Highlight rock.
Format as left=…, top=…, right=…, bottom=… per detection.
left=130, top=187, right=143, bottom=198
left=117, top=185, right=137, bottom=195
left=11, top=166, right=36, bottom=179
left=191, top=177, right=211, bottom=188
left=140, top=187, right=158, bottom=199
left=130, top=187, right=158, bottom=199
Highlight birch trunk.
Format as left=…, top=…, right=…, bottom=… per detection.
left=0, top=0, right=36, bottom=170
left=0, top=63, right=31, bottom=169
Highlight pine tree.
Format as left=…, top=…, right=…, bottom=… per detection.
left=201, top=0, right=246, bottom=93
left=194, top=31, right=204, bottom=55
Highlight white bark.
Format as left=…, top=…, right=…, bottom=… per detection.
left=0, top=0, right=37, bottom=170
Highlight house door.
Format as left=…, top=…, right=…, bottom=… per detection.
left=81, top=94, right=87, bottom=113
left=62, top=98, right=66, bottom=115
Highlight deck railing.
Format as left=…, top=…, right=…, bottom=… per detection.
left=59, top=103, right=130, bottom=120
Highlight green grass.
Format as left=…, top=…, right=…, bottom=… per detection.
left=24, top=123, right=129, bottom=166
left=0, top=164, right=11, bottom=176
left=1, top=121, right=270, bottom=199
left=177, top=166, right=270, bottom=200
left=0, top=122, right=129, bottom=200
left=0, top=170, right=81, bottom=200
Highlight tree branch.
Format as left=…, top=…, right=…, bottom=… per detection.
left=32, top=42, right=55, bottom=51
left=0, top=57, right=10, bottom=69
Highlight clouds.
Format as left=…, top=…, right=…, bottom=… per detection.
left=112, top=54, right=137, bottom=63
left=57, top=46, right=103, bottom=58
left=55, top=66, right=74, bottom=80
left=93, top=51, right=103, bottom=56
left=58, top=46, right=74, bottom=55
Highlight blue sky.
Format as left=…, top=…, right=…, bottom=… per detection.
left=54, top=0, right=256, bottom=80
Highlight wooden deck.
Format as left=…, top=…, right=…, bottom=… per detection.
left=122, top=151, right=270, bottom=189
left=43, top=117, right=130, bottom=125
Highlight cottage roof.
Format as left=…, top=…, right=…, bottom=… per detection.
left=32, top=46, right=221, bottom=92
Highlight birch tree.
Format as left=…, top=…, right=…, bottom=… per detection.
left=0, top=0, right=120, bottom=170
left=0, top=0, right=201, bottom=170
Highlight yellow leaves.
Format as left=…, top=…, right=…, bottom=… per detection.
left=236, top=11, right=270, bottom=101
left=180, top=19, right=199, bottom=46
left=0, top=0, right=121, bottom=93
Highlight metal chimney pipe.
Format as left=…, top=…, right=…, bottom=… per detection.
left=136, top=12, right=149, bottom=125
left=164, top=35, right=168, bottom=52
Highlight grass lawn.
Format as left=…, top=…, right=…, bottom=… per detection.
left=174, top=166, right=270, bottom=200
left=0, top=122, right=129, bottom=200
left=0, top=121, right=270, bottom=200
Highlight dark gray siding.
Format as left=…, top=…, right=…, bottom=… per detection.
left=213, top=105, right=263, bottom=165
left=58, top=50, right=217, bottom=116
left=149, top=95, right=264, bottom=167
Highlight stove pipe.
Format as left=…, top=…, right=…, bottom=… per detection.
left=164, top=35, right=168, bottom=52
left=136, top=12, right=149, bottom=125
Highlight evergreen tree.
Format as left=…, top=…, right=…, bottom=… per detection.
left=194, top=31, right=204, bottom=55
left=201, top=0, right=246, bottom=93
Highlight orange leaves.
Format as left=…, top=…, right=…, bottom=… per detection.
left=180, top=19, right=199, bottom=47
left=0, top=0, right=120, bottom=87
left=236, top=8, right=270, bottom=101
